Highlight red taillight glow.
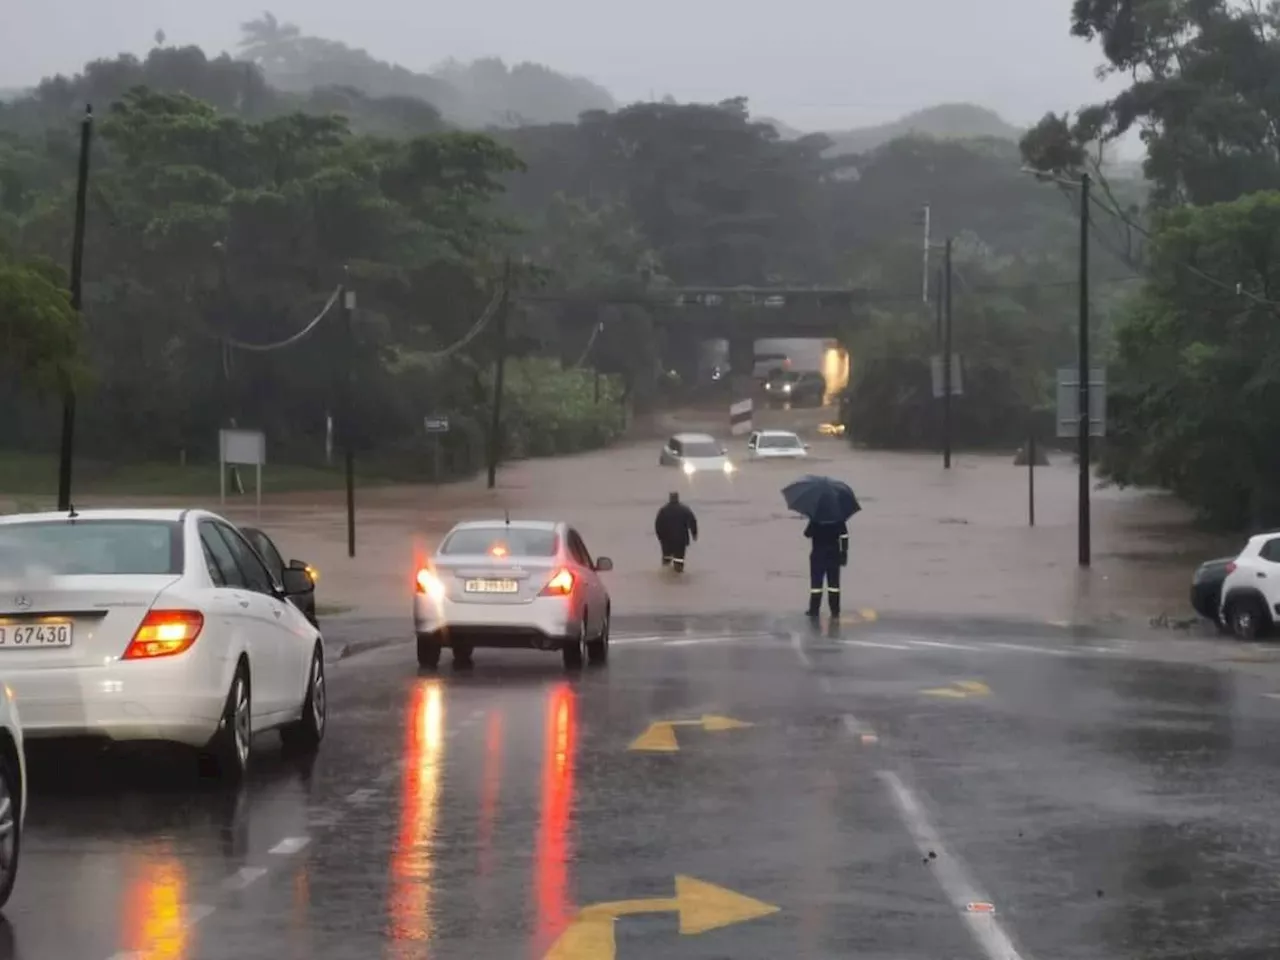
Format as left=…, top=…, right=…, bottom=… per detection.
left=416, top=568, right=446, bottom=601
left=540, top=568, right=575, bottom=596
left=122, top=610, right=204, bottom=660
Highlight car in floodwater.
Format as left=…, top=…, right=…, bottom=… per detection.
left=413, top=519, right=614, bottom=671
left=659, top=433, right=736, bottom=476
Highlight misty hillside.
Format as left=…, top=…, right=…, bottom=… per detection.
left=824, top=103, right=1022, bottom=156
left=238, top=13, right=614, bottom=127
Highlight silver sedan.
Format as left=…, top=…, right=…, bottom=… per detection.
left=412, top=519, right=613, bottom=670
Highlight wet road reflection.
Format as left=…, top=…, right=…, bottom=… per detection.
left=534, top=685, right=576, bottom=954
left=387, top=680, right=445, bottom=957
left=120, top=847, right=190, bottom=960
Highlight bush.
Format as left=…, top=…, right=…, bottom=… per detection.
left=487, top=357, right=626, bottom=461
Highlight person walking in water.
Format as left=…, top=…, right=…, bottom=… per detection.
left=805, top=518, right=848, bottom=617
left=654, top=492, right=698, bottom=573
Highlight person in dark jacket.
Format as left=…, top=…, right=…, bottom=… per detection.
left=805, top=518, right=848, bottom=616
left=655, top=492, right=698, bottom=572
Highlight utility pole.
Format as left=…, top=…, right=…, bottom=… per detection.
left=341, top=283, right=356, bottom=558
left=1078, top=174, right=1091, bottom=567
left=942, top=237, right=953, bottom=470
left=486, top=258, right=513, bottom=490
left=56, top=105, right=93, bottom=512
left=921, top=203, right=932, bottom=304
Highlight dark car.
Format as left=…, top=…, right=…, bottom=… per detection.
left=763, top=370, right=826, bottom=407
left=242, top=526, right=319, bottom=627
left=1191, top=556, right=1234, bottom=632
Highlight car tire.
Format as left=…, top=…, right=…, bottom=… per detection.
left=209, top=665, right=251, bottom=783
left=587, top=609, right=610, bottom=666
left=0, top=745, right=22, bottom=909
left=417, top=634, right=442, bottom=670
left=563, top=619, right=586, bottom=671
left=1228, top=596, right=1269, bottom=640
left=280, top=646, right=326, bottom=752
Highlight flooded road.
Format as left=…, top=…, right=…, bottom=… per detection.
left=4, top=614, right=1280, bottom=959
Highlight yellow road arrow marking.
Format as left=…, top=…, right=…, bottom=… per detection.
left=921, top=679, right=990, bottom=699
left=544, top=875, right=779, bottom=959
left=628, top=715, right=753, bottom=752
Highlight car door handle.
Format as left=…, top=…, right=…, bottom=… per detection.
left=238, top=599, right=250, bottom=607
left=1258, top=572, right=1267, bottom=578
left=273, top=608, right=282, bottom=618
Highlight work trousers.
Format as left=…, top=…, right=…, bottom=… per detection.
left=660, top=540, right=688, bottom=572
left=807, top=552, right=841, bottom=615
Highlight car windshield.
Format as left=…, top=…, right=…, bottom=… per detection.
left=759, top=434, right=801, bottom=448
left=681, top=441, right=723, bottom=458
left=440, top=526, right=559, bottom=557
left=0, top=520, right=181, bottom=576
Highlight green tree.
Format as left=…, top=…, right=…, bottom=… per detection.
left=0, top=252, right=82, bottom=393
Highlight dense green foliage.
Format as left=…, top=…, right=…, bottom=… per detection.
left=1023, top=0, right=1280, bottom=527
left=0, top=23, right=1142, bottom=483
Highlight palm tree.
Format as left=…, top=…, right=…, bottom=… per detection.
left=238, top=12, right=302, bottom=72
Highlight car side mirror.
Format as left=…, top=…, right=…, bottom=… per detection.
left=594, top=557, right=613, bottom=572
left=281, top=567, right=314, bottom=596
left=803, top=443, right=810, bottom=449
left=288, top=558, right=308, bottom=570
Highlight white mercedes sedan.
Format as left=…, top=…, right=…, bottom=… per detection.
left=0, top=508, right=326, bottom=781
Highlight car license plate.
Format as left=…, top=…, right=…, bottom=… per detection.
left=0, top=620, right=73, bottom=648
left=464, top=579, right=518, bottom=594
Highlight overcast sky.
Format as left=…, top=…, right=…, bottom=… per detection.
left=3, top=0, right=1124, bottom=131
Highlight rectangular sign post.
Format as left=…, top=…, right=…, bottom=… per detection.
left=929, top=355, right=963, bottom=398
left=424, top=416, right=449, bottom=482
left=1055, top=368, right=1106, bottom=438
left=218, top=428, right=266, bottom=520
left=729, top=398, right=753, bottom=436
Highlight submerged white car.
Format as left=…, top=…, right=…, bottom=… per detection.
left=0, top=508, right=327, bottom=780
left=658, top=433, right=736, bottom=476
left=414, top=519, right=613, bottom=670
left=747, top=430, right=809, bottom=459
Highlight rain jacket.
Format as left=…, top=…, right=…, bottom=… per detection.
left=655, top=501, right=699, bottom=547
left=804, top=519, right=849, bottom=564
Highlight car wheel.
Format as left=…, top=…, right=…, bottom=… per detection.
left=0, top=747, right=21, bottom=909
left=587, top=609, right=610, bottom=666
left=280, top=646, right=326, bottom=752
left=562, top=619, right=586, bottom=671
left=1229, top=597, right=1268, bottom=640
left=417, top=634, right=441, bottom=670
left=209, top=665, right=251, bottom=783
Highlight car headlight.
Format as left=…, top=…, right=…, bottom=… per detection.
left=723, top=461, right=735, bottom=474
left=682, top=462, right=696, bottom=475
left=782, top=384, right=792, bottom=393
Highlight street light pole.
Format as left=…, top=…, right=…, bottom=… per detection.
left=486, top=257, right=513, bottom=490
left=341, top=283, right=356, bottom=558
left=943, top=236, right=953, bottom=470
left=56, top=105, right=93, bottom=512
left=1078, top=173, right=1091, bottom=567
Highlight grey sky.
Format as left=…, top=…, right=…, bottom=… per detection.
left=4, top=0, right=1123, bottom=131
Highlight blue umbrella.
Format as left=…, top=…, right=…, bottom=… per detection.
left=782, top=475, right=861, bottom=524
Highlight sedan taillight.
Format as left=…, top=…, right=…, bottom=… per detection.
left=540, top=568, right=575, bottom=596
left=122, top=610, right=204, bottom=660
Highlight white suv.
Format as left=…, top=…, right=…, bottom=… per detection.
left=1218, top=532, right=1280, bottom=638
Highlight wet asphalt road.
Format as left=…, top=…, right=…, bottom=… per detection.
left=4, top=613, right=1280, bottom=960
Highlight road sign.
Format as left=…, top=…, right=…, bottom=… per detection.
left=729, top=398, right=753, bottom=436
left=930, top=354, right=963, bottom=398
left=1055, top=367, right=1106, bottom=438
left=424, top=415, right=449, bottom=434
left=544, top=875, right=779, bottom=959
left=628, top=715, right=752, bottom=752
left=218, top=428, right=266, bottom=517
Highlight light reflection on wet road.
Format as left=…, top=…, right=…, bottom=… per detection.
left=1, top=614, right=1279, bottom=959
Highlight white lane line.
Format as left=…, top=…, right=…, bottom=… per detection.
left=346, top=788, right=377, bottom=804
left=610, top=635, right=667, bottom=644
left=269, top=836, right=310, bottom=856
left=990, top=642, right=1071, bottom=657
left=877, top=770, right=1027, bottom=960
left=667, top=636, right=740, bottom=647
left=223, top=866, right=268, bottom=891
left=790, top=631, right=812, bottom=668
left=905, top=639, right=986, bottom=652
left=841, top=638, right=911, bottom=651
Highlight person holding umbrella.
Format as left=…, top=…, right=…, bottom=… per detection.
left=782, top=475, right=860, bottom=618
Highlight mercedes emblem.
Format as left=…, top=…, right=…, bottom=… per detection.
left=13, top=596, right=30, bottom=611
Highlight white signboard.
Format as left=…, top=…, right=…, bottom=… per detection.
left=729, top=398, right=753, bottom=436
left=1056, top=367, right=1107, bottom=438
left=218, top=428, right=266, bottom=516
left=930, top=354, right=963, bottom=398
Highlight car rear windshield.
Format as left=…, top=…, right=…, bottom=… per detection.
left=439, top=527, right=559, bottom=557
left=0, top=520, right=183, bottom=576
left=759, top=434, right=801, bottom=448
left=681, top=441, right=723, bottom=457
